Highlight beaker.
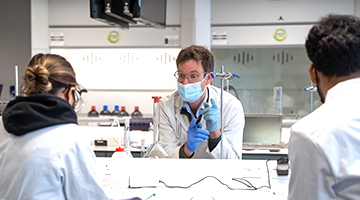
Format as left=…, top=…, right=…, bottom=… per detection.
left=273, top=86, right=283, bottom=115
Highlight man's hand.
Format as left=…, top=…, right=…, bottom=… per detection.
left=186, top=118, right=210, bottom=152
left=201, top=98, right=220, bottom=132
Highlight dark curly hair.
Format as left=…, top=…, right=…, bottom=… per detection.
left=305, top=14, right=360, bottom=77
left=176, top=45, right=215, bottom=74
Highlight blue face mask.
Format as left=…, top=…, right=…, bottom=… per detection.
left=177, top=75, right=207, bottom=103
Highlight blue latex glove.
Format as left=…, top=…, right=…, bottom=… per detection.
left=201, top=98, right=220, bottom=132
left=186, top=118, right=210, bottom=152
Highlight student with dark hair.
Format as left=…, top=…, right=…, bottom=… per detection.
left=288, top=15, right=360, bottom=199
left=159, top=45, right=245, bottom=159
left=0, top=54, right=109, bottom=199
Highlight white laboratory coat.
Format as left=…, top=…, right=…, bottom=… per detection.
left=0, top=122, right=109, bottom=200
left=288, top=78, right=360, bottom=200
left=159, top=85, right=244, bottom=159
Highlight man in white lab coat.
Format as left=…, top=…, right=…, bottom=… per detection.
left=288, top=15, right=360, bottom=199
left=159, top=45, right=244, bottom=159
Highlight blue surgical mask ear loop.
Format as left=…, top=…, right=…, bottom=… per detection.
left=195, top=75, right=211, bottom=126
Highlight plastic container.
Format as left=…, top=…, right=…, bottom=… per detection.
left=99, top=105, right=112, bottom=126
left=131, top=106, right=143, bottom=118
left=111, top=105, right=121, bottom=116
left=111, top=147, right=132, bottom=189
left=88, top=106, right=99, bottom=117
left=119, top=106, right=130, bottom=117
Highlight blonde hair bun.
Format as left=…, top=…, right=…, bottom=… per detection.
left=22, top=54, right=77, bottom=96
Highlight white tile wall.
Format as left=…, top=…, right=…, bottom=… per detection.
left=51, top=48, right=181, bottom=116
left=52, top=47, right=321, bottom=119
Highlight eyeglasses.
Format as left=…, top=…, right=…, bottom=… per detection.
left=174, top=71, right=207, bottom=82
left=72, top=86, right=87, bottom=113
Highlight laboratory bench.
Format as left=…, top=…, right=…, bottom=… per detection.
left=242, top=149, right=288, bottom=160
left=93, top=145, right=144, bottom=158
left=96, top=158, right=290, bottom=199
left=92, top=145, right=288, bottom=160
left=82, top=116, right=291, bottom=160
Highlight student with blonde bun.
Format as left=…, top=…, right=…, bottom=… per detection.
left=0, top=54, right=109, bottom=199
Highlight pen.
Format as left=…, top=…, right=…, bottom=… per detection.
left=195, top=114, right=203, bottom=126
left=145, top=193, right=155, bottom=200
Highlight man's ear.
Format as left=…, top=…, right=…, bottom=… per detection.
left=308, top=64, right=317, bottom=85
left=205, top=73, right=213, bottom=85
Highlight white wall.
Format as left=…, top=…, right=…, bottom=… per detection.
left=355, top=0, right=360, bottom=17
left=0, top=1, right=31, bottom=101
left=47, top=0, right=183, bottom=116
left=31, top=0, right=49, bottom=56
left=51, top=48, right=181, bottom=116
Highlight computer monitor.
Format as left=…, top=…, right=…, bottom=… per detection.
left=131, top=0, right=167, bottom=29
left=90, top=0, right=130, bottom=29
left=104, top=0, right=137, bottom=24
left=242, top=114, right=282, bottom=151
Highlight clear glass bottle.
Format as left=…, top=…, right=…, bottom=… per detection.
left=131, top=106, right=143, bottom=118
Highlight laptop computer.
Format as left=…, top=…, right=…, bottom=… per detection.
left=242, top=114, right=282, bottom=152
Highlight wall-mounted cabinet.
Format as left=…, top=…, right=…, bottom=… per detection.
left=210, top=0, right=354, bottom=48
left=211, top=0, right=354, bottom=25
left=49, top=27, right=181, bottom=47
left=211, top=25, right=313, bottom=48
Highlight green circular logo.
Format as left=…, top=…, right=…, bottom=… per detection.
left=108, top=31, right=120, bottom=43
left=273, top=29, right=287, bottom=42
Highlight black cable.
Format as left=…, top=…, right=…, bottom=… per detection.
left=160, top=157, right=285, bottom=191
left=159, top=176, right=254, bottom=190
left=231, top=178, right=256, bottom=189
left=230, top=85, right=240, bottom=100
left=232, top=159, right=272, bottom=190
left=266, top=159, right=271, bottom=189
left=112, top=137, right=119, bottom=143
left=223, top=85, right=239, bottom=99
